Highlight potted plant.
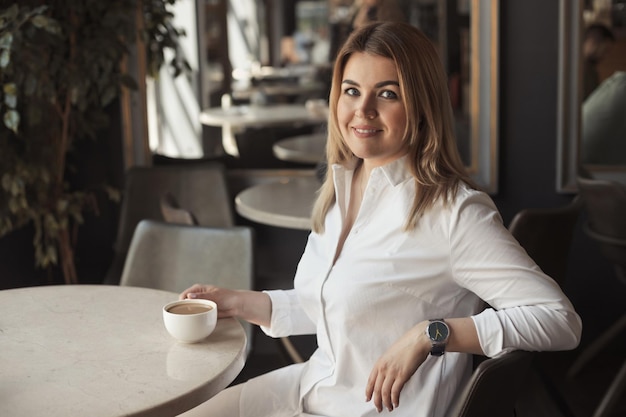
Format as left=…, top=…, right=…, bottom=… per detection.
left=0, top=0, right=187, bottom=284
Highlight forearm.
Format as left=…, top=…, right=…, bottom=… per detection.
left=236, top=290, right=272, bottom=328
left=443, top=317, right=484, bottom=355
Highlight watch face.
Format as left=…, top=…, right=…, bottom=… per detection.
left=427, top=321, right=449, bottom=342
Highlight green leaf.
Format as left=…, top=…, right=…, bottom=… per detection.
left=56, top=199, right=68, bottom=213
left=0, top=49, right=9, bottom=68
left=3, top=110, right=19, bottom=133
left=1, top=174, right=11, bottom=191
left=10, top=178, right=22, bottom=195
left=0, top=32, right=12, bottom=49
left=0, top=5, right=18, bottom=29
left=3, top=82, right=17, bottom=108
left=31, top=15, right=62, bottom=36
left=8, top=197, right=20, bottom=213
left=100, top=85, right=117, bottom=106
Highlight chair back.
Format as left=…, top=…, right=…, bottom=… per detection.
left=508, top=197, right=582, bottom=286
left=120, top=220, right=252, bottom=294
left=576, top=176, right=626, bottom=282
left=160, top=192, right=198, bottom=226
left=120, top=220, right=254, bottom=355
left=449, top=350, right=534, bottom=417
left=105, top=162, right=233, bottom=284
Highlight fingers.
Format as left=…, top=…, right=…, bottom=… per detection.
left=178, top=284, right=211, bottom=300
left=366, top=367, right=407, bottom=413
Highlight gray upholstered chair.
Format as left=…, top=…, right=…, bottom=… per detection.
left=119, top=219, right=254, bottom=355
left=104, top=162, right=234, bottom=285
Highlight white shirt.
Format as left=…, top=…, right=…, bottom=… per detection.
left=241, top=157, right=582, bottom=417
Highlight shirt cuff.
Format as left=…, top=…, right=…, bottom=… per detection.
left=260, top=290, right=293, bottom=337
left=471, top=308, right=505, bottom=358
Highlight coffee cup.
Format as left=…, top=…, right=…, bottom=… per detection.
left=163, top=299, right=217, bottom=343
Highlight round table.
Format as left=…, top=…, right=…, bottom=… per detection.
left=272, top=132, right=326, bottom=164
left=199, top=104, right=327, bottom=129
left=235, top=175, right=320, bottom=230
left=0, top=285, right=246, bottom=417
left=199, top=104, right=327, bottom=157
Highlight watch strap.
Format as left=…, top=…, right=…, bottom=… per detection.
left=427, top=319, right=449, bottom=357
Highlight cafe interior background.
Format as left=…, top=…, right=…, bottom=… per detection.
left=1, top=0, right=625, bottom=415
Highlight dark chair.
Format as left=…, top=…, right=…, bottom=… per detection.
left=449, top=350, right=535, bottom=417
left=569, top=176, right=626, bottom=417
left=160, top=192, right=198, bottom=226
left=508, top=198, right=583, bottom=416
left=104, top=162, right=234, bottom=285
left=508, top=196, right=582, bottom=286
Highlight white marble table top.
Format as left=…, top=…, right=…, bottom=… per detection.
left=0, top=285, right=246, bottom=417
left=235, top=175, right=320, bottom=230
left=199, top=104, right=327, bottom=129
left=272, top=132, right=327, bottom=164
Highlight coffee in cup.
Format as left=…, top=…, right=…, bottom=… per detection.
left=166, top=303, right=213, bottom=315
left=163, top=299, right=217, bottom=343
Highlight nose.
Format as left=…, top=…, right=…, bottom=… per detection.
left=355, top=98, right=377, bottom=120
left=357, top=109, right=377, bottom=120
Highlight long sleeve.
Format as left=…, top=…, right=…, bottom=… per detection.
left=260, top=289, right=317, bottom=337
left=449, top=190, right=582, bottom=357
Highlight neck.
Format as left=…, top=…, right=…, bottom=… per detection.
left=355, top=162, right=369, bottom=196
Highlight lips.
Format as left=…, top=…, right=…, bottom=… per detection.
left=352, top=125, right=381, bottom=137
left=354, top=128, right=377, bottom=134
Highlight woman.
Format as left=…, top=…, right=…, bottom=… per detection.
left=179, top=22, right=581, bottom=417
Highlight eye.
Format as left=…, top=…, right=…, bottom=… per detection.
left=380, top=89, right=399, bottom=100
left=343, top=87, right=360, bottom=97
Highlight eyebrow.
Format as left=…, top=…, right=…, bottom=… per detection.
left=342, top=79, right=400, bottom=88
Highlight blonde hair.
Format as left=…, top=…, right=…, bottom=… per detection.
left=311, top=22, right=477, bottom=233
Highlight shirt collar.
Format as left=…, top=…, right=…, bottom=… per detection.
left=331, top=155, right=413, bottom=188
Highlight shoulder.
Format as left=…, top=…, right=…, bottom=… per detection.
left=431, top=183, right=502, bottom=231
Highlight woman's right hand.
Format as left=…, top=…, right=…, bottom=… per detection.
left=179, top=284, right=241, bottom=319
left=179, top=284, right=272, bottom=327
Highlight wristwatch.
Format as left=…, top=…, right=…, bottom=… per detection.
left=426, top=319, right=450, bottom=356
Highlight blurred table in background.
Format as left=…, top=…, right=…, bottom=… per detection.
left=199, top=104, right=327, bottom=157
left=273, top=132, right=326, bottom=164
left=235, top=174, right=319, bottom=230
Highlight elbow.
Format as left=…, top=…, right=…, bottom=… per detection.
left=555, top=310, right=583, bottom=351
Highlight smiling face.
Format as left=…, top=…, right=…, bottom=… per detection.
left=337, top=52, right=408, bottom=169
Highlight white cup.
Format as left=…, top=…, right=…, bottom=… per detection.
left=163, top=299, right=217, bottom=343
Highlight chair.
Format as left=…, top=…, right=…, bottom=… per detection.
left=507, top=198, right=583, bottom=416
left=160, top=192, right=198, bottom=226
left=449, top=350, right=535, bottom=417
left=120, top=219, right=252, bottom=295
left=569, top=176, right=626, bottom=417
left=119, top=219, right=254, bottom=354
left=508, top=196, right=582, bottom=286
left=104, top=162, right=234, bottom=285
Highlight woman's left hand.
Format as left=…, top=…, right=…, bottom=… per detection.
left=365, top=322, right=430, bottom=413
